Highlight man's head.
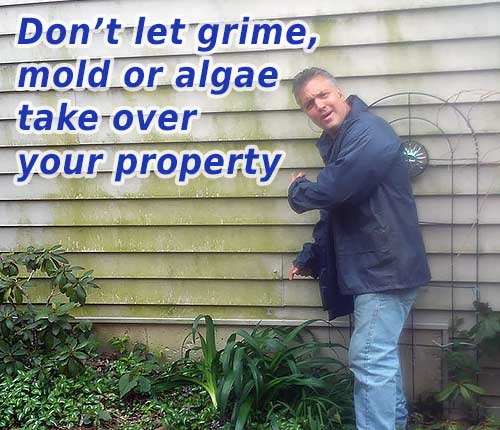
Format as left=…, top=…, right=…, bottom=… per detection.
left=293, top=67, right=350, bottom=134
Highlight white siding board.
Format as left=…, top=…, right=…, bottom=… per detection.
left=3, top=195, right=500, bottom=226
left=0, top=164, right=498, bottom=200
left=0, top=0, right=70, bottom=5
left=0, top=102, right=498, bottom=146
left=0, top=251, right=487, bottom=283
left=2, top=0, right=499, bottom=35
left=2, top=37, right=500, bottom=92
left=285, top=282, right=489, bottom=311
left=0, top=225, right=317, bottom=252
left=410, top=309, right=477, bottom=327
left=416, top=195, right=500, bottom=224
left=23, top=278, right=500, bottom=311
left=1, top=224, right=500, bottom=253
left=27, top=278, right=286, bottom=307
left=64, top=252, right=284, bottom=280
left=479, top=283, right=500, bottom=310
left=0, top=133, right=498, bottom=172
left=281, top=253, right=498, bottom=283
left=427, top=254, right=499, bottom=283
left=0, top=198, right=318, bottom=226
left=2, top=4, right=499, bottom=62
left=3, top=70, right=500, bottom=117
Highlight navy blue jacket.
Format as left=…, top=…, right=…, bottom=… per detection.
left=288, top=95, right=430, bottom=320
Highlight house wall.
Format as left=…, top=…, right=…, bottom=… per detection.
left=1, top=0, right=499, bottom=409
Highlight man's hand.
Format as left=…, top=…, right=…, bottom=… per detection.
left=289, top=265, right=312, bottom=280
left=290, top=172, right=306, bottom=184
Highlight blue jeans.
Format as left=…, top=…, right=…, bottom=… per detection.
left=348, top=288, right=418, bottom=430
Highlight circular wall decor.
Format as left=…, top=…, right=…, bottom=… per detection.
left=403, top=140, right=429, bottom=177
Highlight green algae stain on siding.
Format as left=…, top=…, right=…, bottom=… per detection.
left=25, top=225, right=309, bottom=253
left=210, top=112, right=274, bottom=141
left=22, top=21, right=307, bottom=327
left=222, top=90, right=258, bottom=112
left=84, top=280, right=284, bottom=307
left=382, top=12, right=403, bottom=43
left=39, top=132, right=80, bottom=147
left=71, top=304, right=281, bottom=320
left=23, top=279, right=284, bottom=308
left=48, top=176, right=108, bottom=200
left=310, top=16, right=336, bottom=47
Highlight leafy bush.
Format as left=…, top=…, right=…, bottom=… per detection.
left=436, top=302, right=500, bottom=406
left=0, top=245, right=98, bottom=376
left=154, top=315, right=355, bottom=430
left=108, top=336, right=164, bottom=398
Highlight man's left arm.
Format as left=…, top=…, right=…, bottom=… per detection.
left=288, top=116, right=402, bottom=213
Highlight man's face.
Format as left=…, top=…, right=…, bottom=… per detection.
left=296, top=76, right=350, bottom=133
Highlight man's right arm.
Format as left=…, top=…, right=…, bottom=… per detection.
left=288, top=116, right=402, bottom=213
left=289, top=209, right=329, bottom=280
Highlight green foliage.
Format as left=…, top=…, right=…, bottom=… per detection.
left=154, top=315, right=355, bottom=430
left=413, top=421, right=466, bottom=430
left=469, top=302, right=500, bottom=358
left=247, top=414, right=308, bottom=430
left=109, top=336, right=163, bottom=398
left=173, top=314, right=221, bottom=408
left=409, top=414, right=500, bottom=430
left=111, top=335, right=131, bottom=355
left=435, top=347, right=485, bottom=404
left=0, top=368, right=110, bottom=430
left=0, top=340, right=215, bottom=429
left=469, top=416, right=500, bottom=430
left=159, top=385, right=221, bottom=430
left=435, top=381, right=485, bottom=404
left=0, top=245, right=98, bottom=376
left=436, top=301, right=500, bottom=408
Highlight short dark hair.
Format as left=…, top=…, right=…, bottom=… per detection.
left=292, top=67, right=338, bottom=101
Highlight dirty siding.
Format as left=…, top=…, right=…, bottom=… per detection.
left=1, top=0, right=500, bottom=404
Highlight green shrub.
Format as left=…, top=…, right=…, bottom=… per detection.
left=0, top=245, right=98, bottom=377
left=435, top=301, right=500, bottom=409
left=108, top=337, right=164, bottom=398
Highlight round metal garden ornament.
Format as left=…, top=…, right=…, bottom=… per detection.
left=402, top=140, right=429, bottom=177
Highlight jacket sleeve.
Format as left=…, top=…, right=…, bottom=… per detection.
left=292, top=209, right=329, bottom=278
left=288, top=116, right=402, bottom=214
left=293, top=242, right=320, bottom=278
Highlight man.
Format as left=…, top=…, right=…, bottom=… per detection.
left=288, top=67, right=430, bottom=430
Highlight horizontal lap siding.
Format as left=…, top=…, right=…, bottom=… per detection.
left=1, top=0, right=499, bottom=401
left=2, top=195, right=500, bottom=225
left=0, top=224, right=499, bottom=253
left=1, top=0, right=498, bottom=35
left=2, top=71, right=500, bottom=118
left=0, top=164, right=499, bottom=198
left=1, top=4, right=499, bottom=63
left=2, top=38, right=500, bottom=91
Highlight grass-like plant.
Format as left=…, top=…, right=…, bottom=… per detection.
left=154, top=315, right=354, bottom=430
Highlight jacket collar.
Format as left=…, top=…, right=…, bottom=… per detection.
left=345, top=94, right=369, bottom=119
left=316, top=95, right=368, bottom=162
